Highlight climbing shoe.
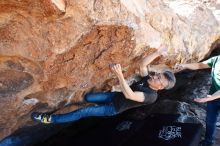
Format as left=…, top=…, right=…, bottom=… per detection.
left=31, top=112, right=51, bottom=124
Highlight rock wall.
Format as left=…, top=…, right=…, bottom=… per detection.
left=0, top=0, right=220, bottom=140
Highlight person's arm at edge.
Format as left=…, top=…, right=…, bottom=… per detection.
left=210, top=90, right=220, bottom=100
left=176, top=63, right=210, bottom=71
left=174, top=56, right=216, bottom=72
left=212, top=90, right=220, bottom=100
left=194, top=90, right=220, bottom=103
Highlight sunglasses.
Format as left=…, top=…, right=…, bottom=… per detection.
left=149, top=72, right=167, bottom=87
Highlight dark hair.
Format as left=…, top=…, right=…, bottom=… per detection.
left=163, top=71, right=176, bottom=90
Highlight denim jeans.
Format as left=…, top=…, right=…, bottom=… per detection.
left=51, top=92, right=118, bottom=123
left=204, top=99, right=220, bottom=145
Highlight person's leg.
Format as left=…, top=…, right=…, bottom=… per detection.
left=51, top=104, right=117, bottom=123
left=84, top=92, right=118, bottom=104
left=204, top=101, right=219, bottom=145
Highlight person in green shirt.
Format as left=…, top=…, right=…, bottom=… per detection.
left=175, top=55, right=220, bottom=146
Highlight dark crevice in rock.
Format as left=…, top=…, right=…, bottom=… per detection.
left=0, top=70, right=34, bottom=97
left=4, top=60, right=25, bottom=71
left=210, top=47, right=220, bottom=57
left=207, top=38, right=220, bottom=59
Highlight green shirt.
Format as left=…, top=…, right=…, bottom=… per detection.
left=202, top=56, right=220, bottom=94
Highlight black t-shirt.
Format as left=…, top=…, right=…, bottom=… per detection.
left=112, top=76, right=158, bottom=113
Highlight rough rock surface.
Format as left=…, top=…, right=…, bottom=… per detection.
left=0, top=0, right=220, bottom=142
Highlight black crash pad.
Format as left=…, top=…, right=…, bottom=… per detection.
left=70, top=114, right=202, bottom=146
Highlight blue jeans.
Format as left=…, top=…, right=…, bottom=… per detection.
left=51, top=92, right=118, bottom=123
left=204, top=99, right=220, bottom=145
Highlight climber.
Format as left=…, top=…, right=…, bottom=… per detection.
left=174, top=55, right=220, bottom=146
left=31, top=45, right=176, bottom=124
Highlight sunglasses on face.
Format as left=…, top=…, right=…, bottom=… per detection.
left=149, top=72, right=161, bottom=78
left=149, top=72, right=167, bottom=87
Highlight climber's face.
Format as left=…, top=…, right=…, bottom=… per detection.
left=147, top=72, right=168, bottom=90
